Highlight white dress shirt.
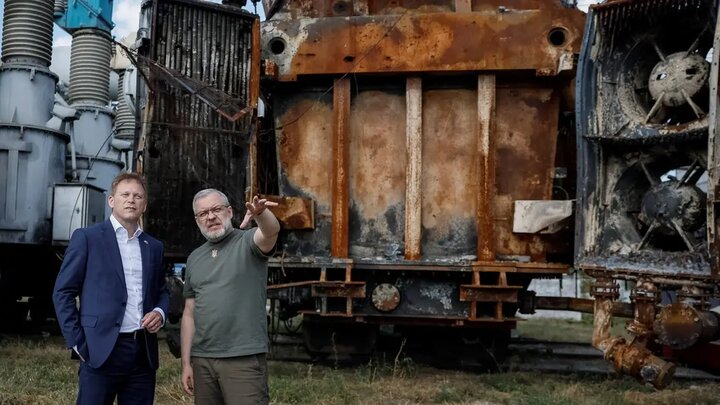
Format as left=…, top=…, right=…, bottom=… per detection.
left=110, top=215, right=165, bottom=332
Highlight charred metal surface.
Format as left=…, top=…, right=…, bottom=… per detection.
left=421, top=88, right=477, bottom=257
left=349, top=89, right=407, bottom=258
left=495, top=85, right=561, bottom=260
left=584, top=0, right=714, bottom=143
left=311, top=281, right=366, bottom=298
left=578, top=141, right=712, bottom=277
left=459, top=285, right=520, bottom=303
left=261, top=4, right=584, bottom=80
left=141, top=0, right=257, bottom=257
left=259, top=194, right=314, bottom=229
left=274, top=91, right=333, bottom=256
left=576, top=1, right=720, bottom=287
left=261, top=0, right=582, bottom=351
left=655, top=303, right=720, bottom=350
left=709, top=0, right=720, bottom=278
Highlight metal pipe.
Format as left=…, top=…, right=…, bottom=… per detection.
left=1, top=0, right=54, bottom=66
left=655, top=303, right=720, bottom=350
left=590, top=279, right=618, bottom=349
left=591, top=278, right=676, bottom=389
left=603, top=338, right=676, bottom=390
left=626, top=280, right=658, bottom=339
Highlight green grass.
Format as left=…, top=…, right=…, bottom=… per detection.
left=516, top=314, right=630, bottom=343
left=1, top=319, right=719, bottom=405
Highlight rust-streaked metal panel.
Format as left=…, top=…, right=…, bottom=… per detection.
left=476, top=75, right=496, bottom=261
left=275, top=92, right=333, bottom=255
left=494, top=86, right=560, bottom=260
left=142, top=0, right=257, bottom=257
left=261, top=7, right=584, bottom=80
left=260, top=194, right=314, bottom=230
left=250, top=18, right=261, bottom=108
left=405, top=78, right=422, bottom=260
left=331, top=78, right=351, bottom=257
left=348, top=89, right=407, bottom=258
left=421, top=89, right=477, bottom=257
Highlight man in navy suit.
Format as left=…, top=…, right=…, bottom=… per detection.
left=53, top=172, right=169, bottom=405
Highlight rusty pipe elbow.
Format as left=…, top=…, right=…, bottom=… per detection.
left=603, top=338, right=676, bottom=389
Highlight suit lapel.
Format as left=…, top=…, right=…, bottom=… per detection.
left=139, top=233, right=151, bottom=306
left=101, top=220, right=126, bottom=289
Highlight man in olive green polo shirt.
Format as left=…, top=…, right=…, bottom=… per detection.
left=180, top=189, right=279, bottom=405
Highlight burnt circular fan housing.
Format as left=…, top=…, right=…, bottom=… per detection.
left=616, top=22, right=713, bottom=129
left=606, top=146, right=708, bottom=253
left=639, top=180, right=706, bottom=236
left=648, top=52, right=709, bottom=107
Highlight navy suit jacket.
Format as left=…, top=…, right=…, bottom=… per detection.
left=53, top=219, right=169, bottom=369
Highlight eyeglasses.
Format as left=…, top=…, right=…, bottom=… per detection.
left=194, top=205, right=229, bottom=220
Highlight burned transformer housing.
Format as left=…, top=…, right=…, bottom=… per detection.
left=576, top=0, right=720, bottom=388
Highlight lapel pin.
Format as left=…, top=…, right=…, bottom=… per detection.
left=144, top=240, right=149, bottom=245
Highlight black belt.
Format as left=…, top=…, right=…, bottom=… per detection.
left=118, top=329, right=146, bottom=339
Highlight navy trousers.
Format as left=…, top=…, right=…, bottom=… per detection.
left=77, top=332, right=156, bottom=405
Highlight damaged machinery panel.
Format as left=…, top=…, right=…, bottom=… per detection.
left=139, top=0, right=260, bottom=258
left=576, top=0, right=719, bottom=278
left=576, top=0, right=720, bottom=389
left=260, top=0, right=584, bottom=366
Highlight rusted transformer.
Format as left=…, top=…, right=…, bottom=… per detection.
left=576, top=0, right=720, bottom=388
left=258, top=0, right=584, bottom=360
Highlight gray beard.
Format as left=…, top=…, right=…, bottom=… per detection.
left=201, top=220, right=233, bottom=242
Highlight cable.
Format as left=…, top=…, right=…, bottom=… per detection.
left=65, top=127, right=118, bottom=248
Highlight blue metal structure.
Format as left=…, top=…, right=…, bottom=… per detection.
left=54, top=0, right=114, bottom=33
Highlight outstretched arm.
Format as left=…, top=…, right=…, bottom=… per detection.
left=240, top=195, right=280, bottom=254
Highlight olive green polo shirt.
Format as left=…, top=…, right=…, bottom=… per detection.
left=184, top=228, right=270, bottom=357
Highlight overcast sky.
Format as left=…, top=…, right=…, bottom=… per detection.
left=0, top=0, right=264, bottom=48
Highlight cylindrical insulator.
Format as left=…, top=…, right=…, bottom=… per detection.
left=115, top=70, right=136, bottom=140
left=70, top=29, right=112, bottom=106
left=54, top=0, right=67, bottom=16
left=1, top=0, right=54, bottom=65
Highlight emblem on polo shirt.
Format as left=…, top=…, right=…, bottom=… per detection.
left=211, top=249, right=218, bottom=258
